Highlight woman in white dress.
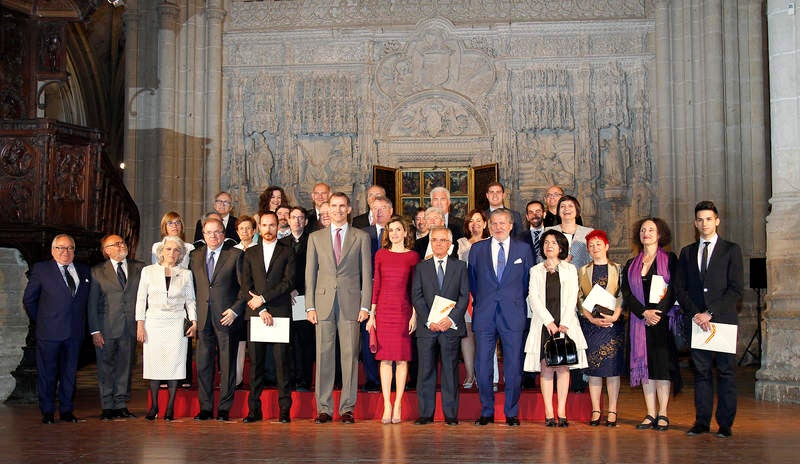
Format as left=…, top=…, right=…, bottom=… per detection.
left=136, top=236, right=197, bottom=421
left=524, top=229, right=588, bottom=427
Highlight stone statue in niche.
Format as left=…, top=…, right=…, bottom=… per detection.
left=518, top=132, right=574, bottom=188
left=296, top=135, right=354, bottom=193
left=599, top=126, right=628, bottom=188
left=244, top=131, right=274, bottom=192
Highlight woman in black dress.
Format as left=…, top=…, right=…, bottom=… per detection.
left=621, top=218, right=680, bottom=432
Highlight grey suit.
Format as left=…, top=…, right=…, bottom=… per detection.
left=305, top=224, right=372, bottom=416
left=88, top=258, right=145, bottom=410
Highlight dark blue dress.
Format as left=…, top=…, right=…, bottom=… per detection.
left=579, top=265, right=625, bottom=377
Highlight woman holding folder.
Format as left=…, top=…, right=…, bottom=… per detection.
left=621, top=218, right=680, bottom=431
left=366, top=216, right=419, bottom=424
left=577, top=229, right=624, bottom=426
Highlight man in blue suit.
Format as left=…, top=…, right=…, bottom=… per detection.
left=468, top=209, right=534, bottom=426
left=23, top=234, right=91, bottom=424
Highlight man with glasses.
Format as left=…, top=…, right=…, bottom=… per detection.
left=189, top=218, right=245, bottom=421
left=194, top=191, right=239, bottom=243
left=542, top=185, right=583, bottom=227
left=88, top=235, right=145, bottom=420
left=23, top=234, right=91, bottom=424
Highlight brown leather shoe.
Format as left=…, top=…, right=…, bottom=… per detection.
left=314, top=412, right=332, bottom=424
left=341, top=411, right=355, bottom=424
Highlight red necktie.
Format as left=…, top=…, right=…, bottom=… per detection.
left=334, top=228, right=342, bottom=265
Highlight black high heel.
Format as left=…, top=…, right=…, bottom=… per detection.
left=145, top=408, right=158, bottom=421
left=606, top=411, right=618, bottom=427
left=163, top=409, right=174, bottom=421
left=557, top=417, right=569, bottom=427
left=589, top=410, right=601, bottom=426
left=545, top=417, right=556, bottom=427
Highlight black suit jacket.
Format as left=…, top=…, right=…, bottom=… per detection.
left=194, top=215, right=239, bottom=243
left=412, top=256, right=470, bottom=338
left=363, top=225, right=383, bottom=264
left=675, top=238, right=744, bottom=325
left=447, top=215, right=464, bottom=241
left=23, top=260, right=91, bottom=342
left=239, top=240, right=295, bottom=319
left=351, top=212, right=370, bottom=230
left=189, top=245, right=245, bottom=331
left=279, top=233, right=307, bottom=295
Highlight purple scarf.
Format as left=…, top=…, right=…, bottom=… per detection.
left=627, top=247, right=672, bottom=387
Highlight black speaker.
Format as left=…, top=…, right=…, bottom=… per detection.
left=750, top=257, right=767, bottom=289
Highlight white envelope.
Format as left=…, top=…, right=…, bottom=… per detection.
left=581, top=284, right=617, bottom=313
left=648, top=275, right=668, bottom=304
left=250, top=316, right=290, bottom=343
left=691, top=321, right=737, bottom=354
left=291, top=295, right=307, bottom=322
left=427, top=295, right=456, bottom=325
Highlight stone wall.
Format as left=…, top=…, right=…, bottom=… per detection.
left=0, top=248, right=29, bottom=401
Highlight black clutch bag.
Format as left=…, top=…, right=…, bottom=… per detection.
left=183, top=307, right=192, bottom=337
left=591, top=305, right=615, bottom=319
left=543, top=333, right=578, bottom=367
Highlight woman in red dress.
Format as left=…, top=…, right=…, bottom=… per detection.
left=366, top=216, right=419, bottom=424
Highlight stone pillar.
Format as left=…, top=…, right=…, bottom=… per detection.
left=204, top=0, right=225, bottom=206
left=0, top=249, right=31, bottom=402
left=756, top=0, right=800, bottom=403
left=157, top=1, right=180, bottom=210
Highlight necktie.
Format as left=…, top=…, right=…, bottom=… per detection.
left=377, top=227, right=384, bottom=247
left=437, top=259, right=445, bottom=289
left=334, top=228, right=343, bottom=265
left=64, top=265, right=76, bottom=295
left=116, top=261, right=127, bottom=288
left=497, top=242, right=506, bottom=280
left=532, top=230, right=541, bottom=261
left=700, top=241, right=710, bottom=279
left=207, top=250, right=216, bottom=279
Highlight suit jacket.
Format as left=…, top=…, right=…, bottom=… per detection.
left=193, top=215, right=239, bottom=243
left=280, top=233, right=308, bottom=295
left=414, top=234, right=459, bottom=261
left=23, top=260, right=91, bottom=342
left=305, top=225, right=372, bottom=321
left=447, top=215, right=465, bottom=241
left=675, top=238, right=744, bottom=325
left=189, top=245, right=245, bottom=331
left=412, top=256, right=470, bottom=338
left=239, top=240, right=295, bottom=320
left=134, top=264, right=197, bottom=322
left=88, top=259, right=145, bottom=339
left=351, top=212, right=370, bottom=230
left=517, top=227, right=545, bottom=264
left=364, top=224, right=383, bottom=264
left=467, top=237, right=534, bottom=331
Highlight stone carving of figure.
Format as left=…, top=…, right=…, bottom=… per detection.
left=599, top=126, right=627, bottom=188
left=531, top=135, right=569, bottom=186
left=245, top=131, right=273, bottom=192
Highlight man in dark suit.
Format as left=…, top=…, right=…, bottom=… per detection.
left=194, top=191, right=239, bottom=243
left=412, top=226, right=470, bottom=425
left=468, top=209, right=534, bottom=426
left=23, top=234, right=91, bottom=424
left=484, top=182, right=523, bottom=236
left=88, top=235, right=145, bottom=420
left=189, top=217, right=245, bottom=421
left=306, top=192, right=373, bottom=424
left=281, top=206, right=316, bottom=391
left=430, top=186, right=464, bottom=241
left=351, top=184, right=385, bottom=229
left=676, top=200, right=744, bottom=439
left=240, top=212, right=296, bottom=423
left=414, top=207, right=459, bottom=261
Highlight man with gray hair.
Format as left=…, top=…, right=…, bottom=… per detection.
left=414, top=207, right=459, bottom=260
left=430, top=186, right=464, bottom=241
left=352, top=184, right=386, bottom=229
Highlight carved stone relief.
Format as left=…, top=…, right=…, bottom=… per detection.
left=296, top=135, right=355, bottom=194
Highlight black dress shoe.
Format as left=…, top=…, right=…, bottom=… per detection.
left=194, top=410, right=213, bottom=421
left=341, top=411, right=355, bottom=424
left=557, top=417, right=569, bottom=427
left=545, top=417, right=556, bottom=427
left=445, top=418, right=459, bottom=426
left=314, top=412, right=332, bottom=424
left=717, top=426, right=732, bottom=438
left=101, top=409, right=115, bottom=421
left=145, top=408, right=158, bottom=421
left=414, top=416, right=434, bottom=425
left=687, top=424, right=710, bottom=436
left=506, top=416, right=521, bottom=427
left=216, top=411, right=230, bottom=421
left=279, top=413, right=291, bottom=423
left=60, top=412, right=79, bottom=423
left=606, top=411, right=618, bottom=427
left=116, top=408, right=136, bottom=418
left=589, top=410, right=601, bottom=426
left=475, top=416, right=494, bottom=426
left=636, top=414, right=656, bottom=430
left=243, top=414, right=262, bottom=423
left=41, top=413, right=55, bottom=424
left=163, top=409, right=174, bottom=421
left=654, top=415, right=670, bottom=431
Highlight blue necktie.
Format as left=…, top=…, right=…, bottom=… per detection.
left=497, top=242, right=506, bottom=280
left=207, top=251, right=216, bottom=280
left=437, top=259, right=445, bottom=289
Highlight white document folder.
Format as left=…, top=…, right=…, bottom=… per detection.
left=250, top=316, right=290, bottom=343
left=691, top=321, right=737, bottom=354
left=291, top=295, right=307, bottom=322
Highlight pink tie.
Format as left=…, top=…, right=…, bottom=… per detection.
left=334, top=228, right=342, bottom=265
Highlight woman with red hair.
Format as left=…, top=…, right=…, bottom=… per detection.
left=578, top=229, right=624, bottom=426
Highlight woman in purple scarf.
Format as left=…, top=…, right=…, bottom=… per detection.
left=621, top=218, right=679, bottom=432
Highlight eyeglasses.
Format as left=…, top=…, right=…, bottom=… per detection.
left=53, top=246, right=75, bottom=252
left=430, top=238, right=451, bottom=244
left=203, top=230, right=225, bottom=236
left=544, top=193, right=562, bottom=199
left=166, top=220, right=182, bottom=226
left=104, top=241, right=127, bottom=249
left=215, top=200, right=232, bottom=206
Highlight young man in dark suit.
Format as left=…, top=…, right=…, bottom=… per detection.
left=411, top=226, right=470, bottom=425
left=676, top=200, right=744, bottom=438
left=240, top=211, right=296, bottom=423
left=88, top=234, right=145, bottom=420
left=23, top=234, right=91, bottom=424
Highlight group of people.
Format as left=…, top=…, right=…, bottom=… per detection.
left=23, top=179, right=743, bottom=437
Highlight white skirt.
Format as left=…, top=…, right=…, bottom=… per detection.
left=142, top=315, right=188, bottom=380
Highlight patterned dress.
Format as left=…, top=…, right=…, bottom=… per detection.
left=579, top=264, right=625, bottom=377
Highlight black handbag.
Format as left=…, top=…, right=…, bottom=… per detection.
left=183, top=307, right=192, bottom=337
left=544, top=333, right=578, bottom=367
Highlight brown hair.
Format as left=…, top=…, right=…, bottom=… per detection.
left=159, top=211, right=185, bottom=240
left=631, top=217, right=672, bottom=254
left=381, top=215, right=415, bottom=250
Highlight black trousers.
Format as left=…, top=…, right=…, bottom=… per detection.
left=691, top=348, right=737, bottom=428
left=249, top=340, right=292, bottom=415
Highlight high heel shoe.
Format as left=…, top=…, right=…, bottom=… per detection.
left=557, top=417, right=569, bottom=427
left=636, top=414, right=656, bottom=430
left=545, top=417, right=556, bottom=427
left=381, top=405, right=392, bottom=424
left=462, top=377, right=475, bottom=389
left=606, top=411, right=618, bottom=427
left=145, top=408, right=158, bottom=421
left=163, top=409, right=174, bottom=421
left=391, top=406, right=402, bottom=424
left=589, top=410, right=601, bottom=426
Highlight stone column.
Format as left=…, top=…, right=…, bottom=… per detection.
left=157, top=1, right=180, bottom=210
left=204, top=0, right=225, bottom=205
left=756, top=0, right=800, bottom=403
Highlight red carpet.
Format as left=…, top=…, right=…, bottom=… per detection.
left=155, top=387, right=593, bottom=422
